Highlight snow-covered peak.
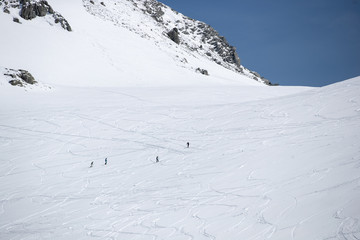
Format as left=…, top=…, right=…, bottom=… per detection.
left=0, top=0, right=269, bottom=88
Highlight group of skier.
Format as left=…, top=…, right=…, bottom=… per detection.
left=90, top=142, right=190, bottom=167
left=90, top=157, right=107, bottom=168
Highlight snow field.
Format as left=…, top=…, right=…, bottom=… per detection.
left=0, top=77, right=359, bottom=239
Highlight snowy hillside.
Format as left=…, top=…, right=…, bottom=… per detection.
left=1, top=0, right=360, bottom=239
left=0, top=0, right=269, bottom=88
left=0, top=76, right=360, bottom=239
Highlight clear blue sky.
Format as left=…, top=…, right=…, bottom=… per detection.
left=159, top=0, right=360, bottom=86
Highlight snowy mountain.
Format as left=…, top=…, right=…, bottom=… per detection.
left=0, top=0, right=270, bottom=88
left=1, top=1, right=360, bottom=240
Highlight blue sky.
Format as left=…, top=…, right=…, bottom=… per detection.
left=159, top=0, right=360, bottom=86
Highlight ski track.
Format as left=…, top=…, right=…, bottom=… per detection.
left=1, top=81, right=360, bottom=239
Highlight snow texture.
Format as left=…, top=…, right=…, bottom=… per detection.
left=1, top=0, right=360, bottom=239
left=0, top=77, right=360, bottom=239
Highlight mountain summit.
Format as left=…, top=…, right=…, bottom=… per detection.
left=0, top=0, right=271, bottom=87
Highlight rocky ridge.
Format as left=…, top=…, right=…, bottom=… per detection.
left=83, top=0, right=272, bottom=85
left=0, top=0, right=72, bottom=31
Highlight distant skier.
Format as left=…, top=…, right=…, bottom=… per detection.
left=90, top=161, right=94, bottom=168
left=105, top=158, right=107, bottom=165
left=156, top=156, right=159, bottom=163
left=187, top=142, right=190, bottom=148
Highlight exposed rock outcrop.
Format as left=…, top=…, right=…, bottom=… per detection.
left=196, top=22, right=241, bottom=69
left=13, top=16, right=21, bottom=23
left=3, top=7, right=10, bottom=13
left=0, top=0, right=72, bottom=31
left=20, top=0, right=46, bottom=19
left=53, top=12, right=72, bottom=31
left=4, top=68, right=37, bottom=87
left=196, top=67, right=209, bottom=76
left=167, top=28, right=180, bottom=44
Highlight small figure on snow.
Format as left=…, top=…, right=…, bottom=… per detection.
left=105, top=158, right=107, bottom=165
left=90, top=161, right=94, bottom=168
left=187, top=142, right=190, bottom=148
left=156, top=156, right=159, bottom=163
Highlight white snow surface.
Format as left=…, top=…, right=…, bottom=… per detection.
left=0, top=76, right=360, bottom=239
left=1, top=0, right=360, bottom=239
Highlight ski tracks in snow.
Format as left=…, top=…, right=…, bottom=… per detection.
left=1, top=83, right=360, bottom=239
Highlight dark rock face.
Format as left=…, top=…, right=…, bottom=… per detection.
left=35, top=2, right=49, bottom=16
left=3, top=7, right=10, bottom=13
left=9, top=79, right=23, bottom=86
left=4, top=68, right=37, bottom=87
left=19, top=69, right=36, bottom=84
left=13, top=17, right=21, bottom=23
left=20, top=0, right=51, bottom=19
left=19, top=0, right=71, bottom=31
left=1, top=0, right=71, bottom=31
left=167, top=28, right=180, bottom=44
left=19, top=4, right=34, bottom=19
left=196, top=68, right=209, bottom=76
left=53, top=12, right=72, bottom=31
left=229, top=47, right=241, bottom=67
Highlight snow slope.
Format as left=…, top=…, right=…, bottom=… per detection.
left=1, top=0, right=360, bottom=239
left=0, top=0, right=266, bottom=87
left=0, top=76, right=359, bottom=239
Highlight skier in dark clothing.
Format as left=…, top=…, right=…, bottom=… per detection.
left=156, top=156, right=159, bottom=163
left=90, top=161, right=94, bottom=168
left=105, top=158, right=107, bottom=165
left=187, top=142, right=190, bottom=148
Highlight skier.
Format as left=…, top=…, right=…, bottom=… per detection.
left=90, top=161, right=94, bottom=168
left=105, top=158, right=107, bottom=165
left=156, top=156, right=159, bottom=163
left=187, top=142, right=190, bottom=148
